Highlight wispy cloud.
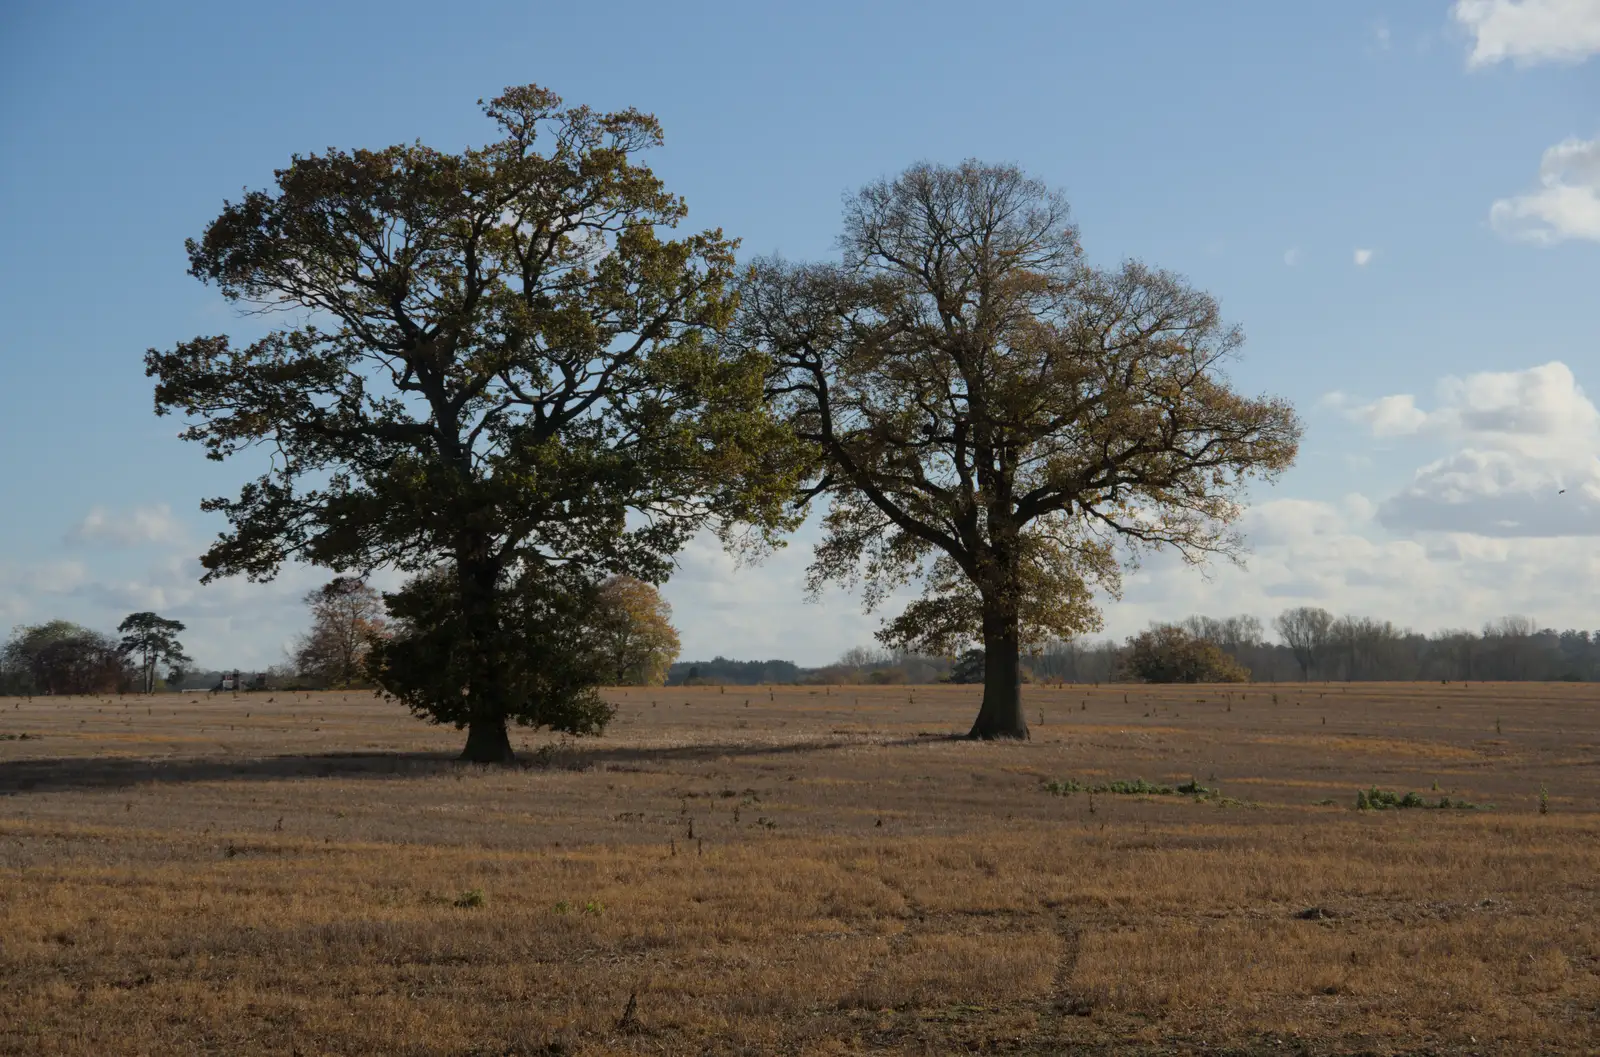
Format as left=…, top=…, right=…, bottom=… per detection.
left=1353, top=248, right=1375, bottom=266
left=1283, top=247, right=1302, bottom=266
left=65, top=504, right=188, bottom=548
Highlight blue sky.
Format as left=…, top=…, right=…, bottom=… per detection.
left=1, top=1, right=1597, bottom=668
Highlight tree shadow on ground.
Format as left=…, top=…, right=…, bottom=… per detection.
left=0, top=733, right=963, bottom=796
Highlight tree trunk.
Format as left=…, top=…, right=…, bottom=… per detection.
left=456, top=547, right=515, bottom=764
left=969, top=602, right=1028, bottom=740
left=460, top=716, right=515, bottom=763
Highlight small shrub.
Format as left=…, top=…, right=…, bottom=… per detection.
left=1043, top=778, right=1086, bottom=795
left=1044, top=777, right=1187, bottom=797
left=1102, top=778, right=1174, bottom=796
left=1355, top=787, right=1480, bottom=811
left=453, top=888, right=486, bottom=908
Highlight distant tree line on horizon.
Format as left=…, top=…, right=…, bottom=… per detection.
left=1, top=575, right=681, bottom=698
left=0, top=614, right=190, bottom=696
left=9, top=601, right=1594, bottom=699
left=670, top=609, right=1600, bottom=686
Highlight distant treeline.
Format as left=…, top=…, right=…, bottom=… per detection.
left=667, top=658, right=804, bottom=685
left=666, top=651, right=959, bottom=686
left=675, top=611, right=1600, bottom=685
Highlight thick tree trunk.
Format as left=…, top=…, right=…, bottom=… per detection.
left=460, top=716, right=515, bottom=763
left=456, top=547, right=515, bottom=765
left=969, top=603, right=1028, bottom=740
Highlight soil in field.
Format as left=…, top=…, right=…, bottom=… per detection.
left=0, top=682, right=1596, bottom=1055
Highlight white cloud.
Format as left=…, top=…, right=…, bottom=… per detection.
left=1372, top=19, right=1393, bottom=51
left=1337, top=362, right=1600, bottom=538
left=1379, top=449, right=1600, bottom=536
left=0, top=551, right=412, bottom=671
left=1339, top=361, right=1598, bottom=450
left=1109, top=495, right=1600, bottom=637
left=1453, top=0, right=1600, bottom=65
left=1283, top=247, right=1302, bottom=266
left=0, top=560, right=91, bottom=597
left=1348, top=393, right=1430, bottom=437
left=1433, top=361, right=1600, bottom=450
left=1490, top=136, right=1600, bottom=244
left=1353, top=248, right=1375, bottom=266
left=65, top=504, right=188, bottom=548
left=661, top=528, right=896, bottom=666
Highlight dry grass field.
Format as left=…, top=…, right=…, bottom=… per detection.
left=0, top=681, right=1596, bottom=1056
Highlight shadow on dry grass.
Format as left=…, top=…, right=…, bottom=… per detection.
left=0, top=734, right=958, bottom=795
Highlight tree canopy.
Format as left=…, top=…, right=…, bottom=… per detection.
left=116, top=612, right=191, bottom=693
left=1121, top=624, right=1250, bottom=684
left=591, top=575, right=680, bottom=686
left=2, top=622, right=132, bottom=696
left=741, top=160, right=1300, bottom=737
left=294, top=578, right=386, bottom=688
left=369, top=567, right=617, bottom=742
left=147, top=85, right=799, bottom=760
left=1274, top=606, right=1335, bottom=681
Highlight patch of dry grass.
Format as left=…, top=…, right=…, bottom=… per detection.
left=0, top=682, right=1596, bottom=1054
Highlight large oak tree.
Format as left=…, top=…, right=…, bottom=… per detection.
left=742, top=161, right=1301, bottom=738
left=148, top=86, right=797, bottom=761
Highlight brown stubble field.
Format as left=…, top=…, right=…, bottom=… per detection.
left=0, top=682, right=1596, bottom=1056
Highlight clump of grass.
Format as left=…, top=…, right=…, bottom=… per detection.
left=1539, top=784, right=1549, bottom=815
left=453, top=888, right=486, bottom=908
left=1354, top=787, right=1481, bottom=811
left=1044, top=777, right=1215, bottom=798
left=1044, top=776, right=1247, bottom=804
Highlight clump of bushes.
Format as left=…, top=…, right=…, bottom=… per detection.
left=1119, top=625, right=1249, bottom=684
left=1355, top=787, right=1481, bottom=811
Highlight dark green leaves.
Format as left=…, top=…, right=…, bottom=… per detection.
left=147, top=85, right=802, bottom=751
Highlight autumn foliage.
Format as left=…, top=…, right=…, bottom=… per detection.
left=1120, top=624, right=1250, bottom=684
